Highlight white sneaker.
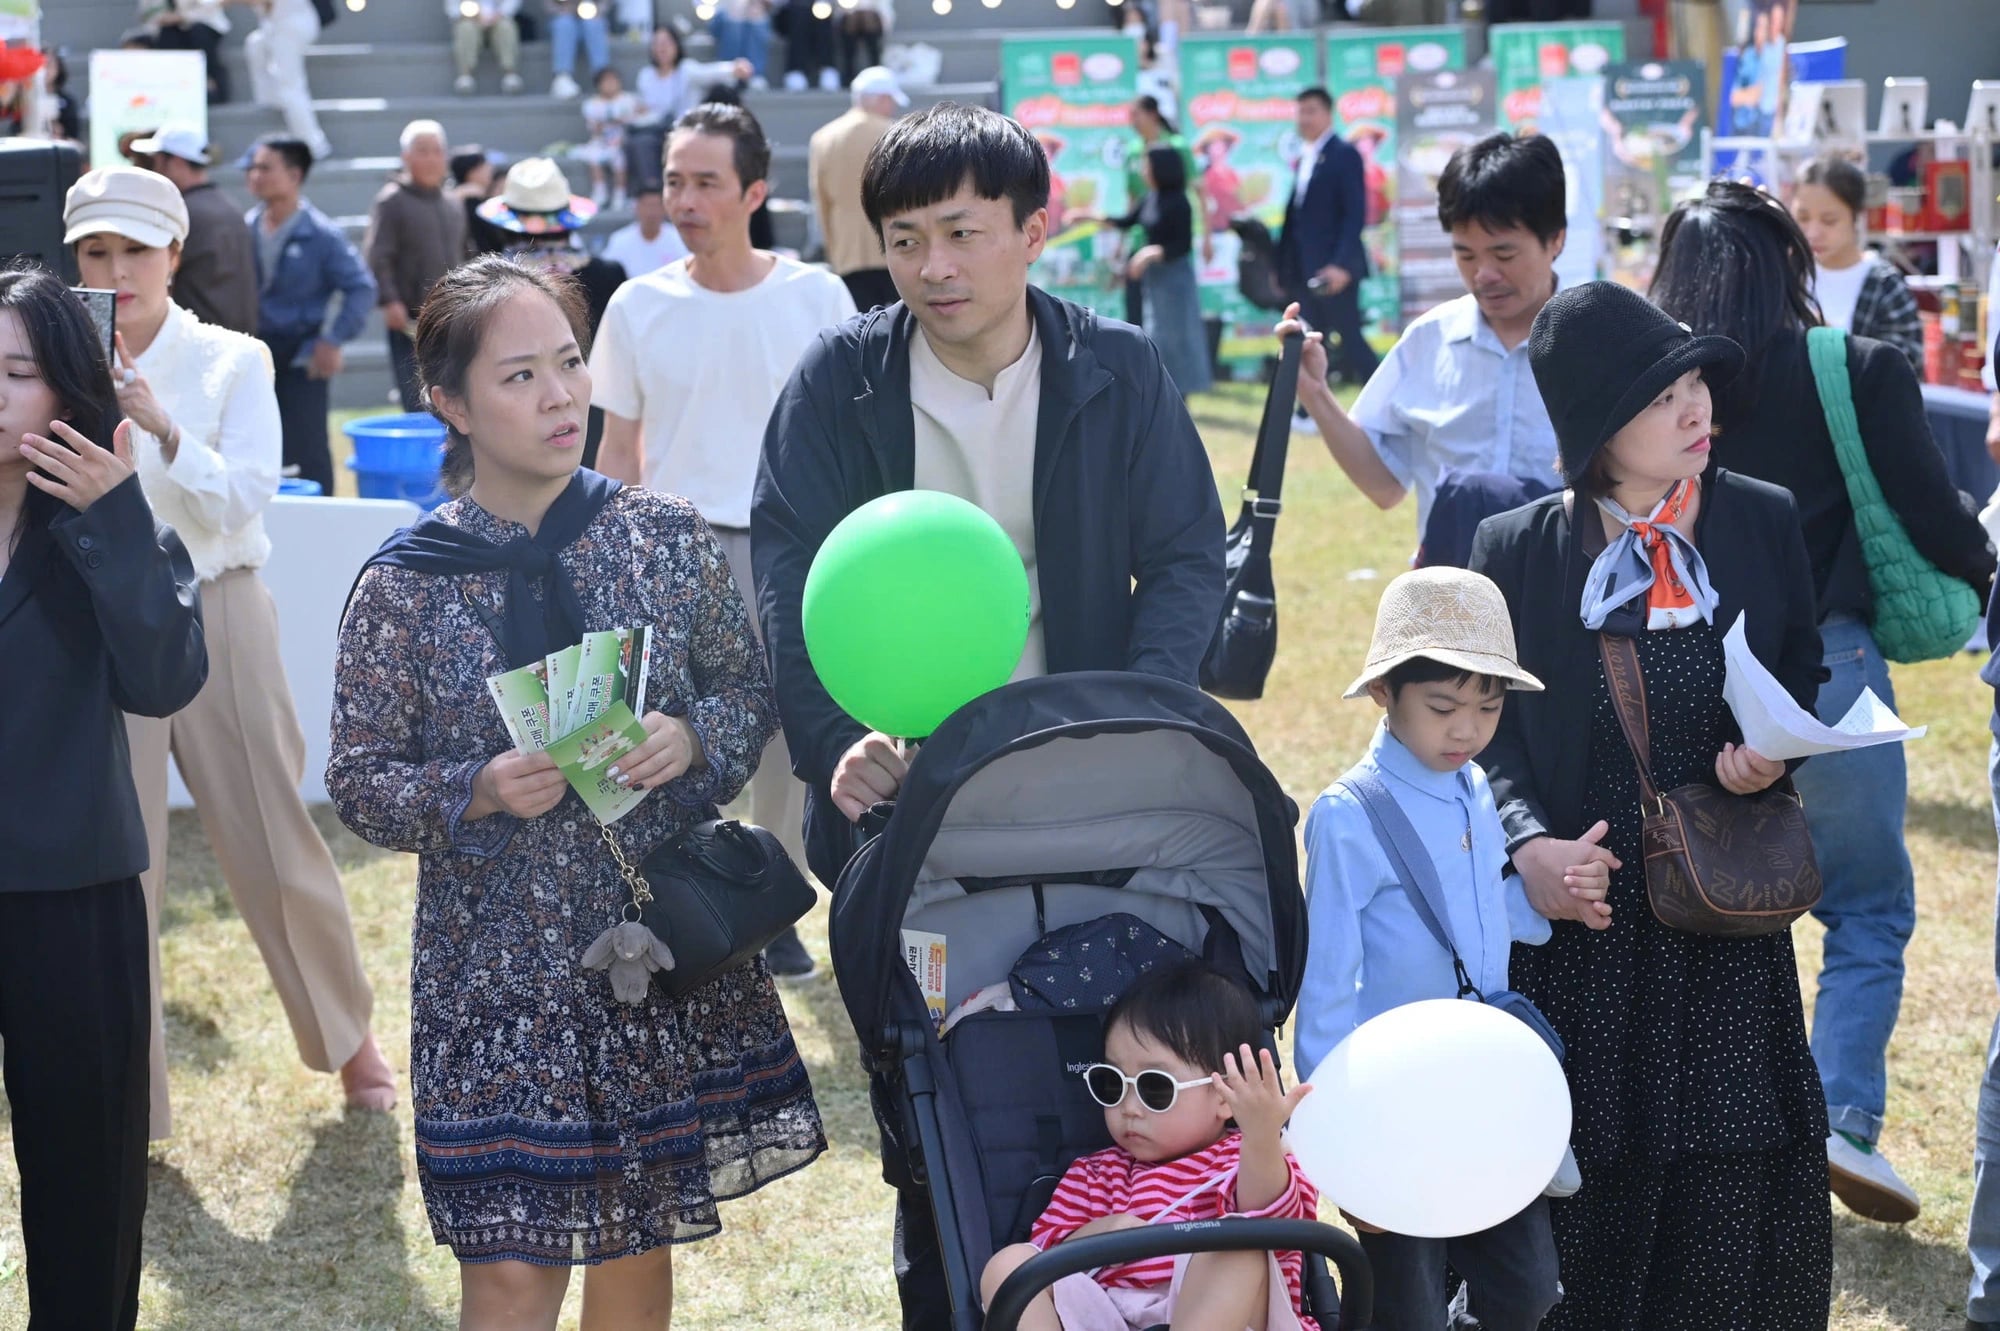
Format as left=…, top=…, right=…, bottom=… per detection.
left=610, top=187, right=628, bottom=210
left=454, top=73, right=476, bottom=94
left=1290, top=404, right=1317, bottom=435
left=783, top=70, right=808, bottom=91
left=501, top=71, right=524, bottom=94
left=590, top=180, right=609, bottom=207
left=1827, top=1132, right=1920, bottom=1224
left=551, top=72, right=581, bottom=98
left=750, top=75, right=769, bottom=90
left=1543, top=1145, right=1582, bottom=1199
left=818, top=67, right=841, bottom=91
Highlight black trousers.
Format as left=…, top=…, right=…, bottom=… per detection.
left=841, top=268, right=900, bottom=312
left=839, top=12, right=883, bottom=82
left=783, top=0, right=837, bottom=78
left=273, top=360, right=335, bottom=498
left=0, top=880, right=150, bottom=1331
left=150, top=21, right=229, bottom=102
left=1301, top=282, right=1380, bottom=387
left=1356, top=1196, right=1561, bottom=1331
left=388, top=327, right=423, bottom=414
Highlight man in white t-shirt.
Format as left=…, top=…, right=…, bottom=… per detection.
left=599, top=187, right=689, bottom=279
left=591, top=103, right=856, bottom=979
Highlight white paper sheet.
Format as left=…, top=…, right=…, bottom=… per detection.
left=1721, top=614, right=1925, bottom=761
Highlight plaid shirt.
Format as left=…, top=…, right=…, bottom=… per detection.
left=1850, top=258, right=1924, bottom=377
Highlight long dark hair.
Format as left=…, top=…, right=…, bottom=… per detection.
left=1, top=262, right=122, bottom=546
left=1650, top=179, right=1821, bottom=420
left=413, top=255, right=590, bottom=497
left=1146, top=144, right=1187, bottom=194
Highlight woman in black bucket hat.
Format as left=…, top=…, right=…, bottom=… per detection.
left=1467, top=280, right=1833, bottom=1330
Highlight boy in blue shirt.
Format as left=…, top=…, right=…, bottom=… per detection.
left=1297, top=567, right=1612, bottom=1331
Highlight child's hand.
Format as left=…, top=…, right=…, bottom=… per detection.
left=1068, top=1213, right=1146, bottom=1241
left=1215, top=1044, right=1312, bottom=1145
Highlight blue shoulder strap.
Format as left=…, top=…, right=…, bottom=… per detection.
left=1339, top=770, right=1479, bottom=1000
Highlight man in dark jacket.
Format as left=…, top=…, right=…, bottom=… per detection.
left=133, top=124, right=258, bottom=335
left=751, top=101, right=1225, bottom=1330
left=1278, top=85, right=1377, bottom=386
left=365, top=119, right=467, bottom=412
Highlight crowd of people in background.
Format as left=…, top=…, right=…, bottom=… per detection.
left=11, top=4, right=2000, bottom=1330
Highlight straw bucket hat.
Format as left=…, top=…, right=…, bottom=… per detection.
left=1342, top=567, right=1544, bottom=699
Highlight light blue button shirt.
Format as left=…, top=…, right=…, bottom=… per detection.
left=1349, top=292, right=1560, bottom=539
left=1294, top=722, right=1552, bottom=1081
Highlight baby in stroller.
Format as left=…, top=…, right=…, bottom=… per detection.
left=980, top=960, right=1321, bottom=1331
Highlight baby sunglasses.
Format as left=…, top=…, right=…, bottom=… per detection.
left=1081, top=1063, right=1215, bottom=1113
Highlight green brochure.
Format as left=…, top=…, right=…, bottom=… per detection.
left=543, top=699, right=652, bottom=824
left=486, top=660, right=553, bottom=752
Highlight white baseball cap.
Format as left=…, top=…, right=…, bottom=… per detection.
left=62, top=167, right=191, bottom=249
left=129, top=123, right=213, bottom=166
left=851, top=66, right=909, bottom=107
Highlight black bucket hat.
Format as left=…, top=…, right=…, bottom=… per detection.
left=1529, top=280, right=1744, bottom=483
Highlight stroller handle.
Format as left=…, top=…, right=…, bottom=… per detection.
left=982, top=1216, right=1372, bottom=1331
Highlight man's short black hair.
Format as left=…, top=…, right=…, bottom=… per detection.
left=861, top=102, right=1050, bottom=235
left=253, top=134, right=314, bottom=181
left=671, top=102, right=771, bottom=189
left=1103, top=959, right=1263, bottom=1077
left=1382, top=656, right=1506, bottom=698
left=1297, top=86, right=1333, bottom=113
left=1436, top=132, right=1566, bottom=245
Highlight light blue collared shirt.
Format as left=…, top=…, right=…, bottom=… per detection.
left=1349, top=292, right=1560, bottom=538
left=1294, top=722, right=1552, bottom=1081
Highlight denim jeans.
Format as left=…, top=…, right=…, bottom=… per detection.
left=1794, top=614, right=1917, bottom=1144
left=1967, top=741, right=2000, bottom=1324
left=550, top=12, right=611, bottom=80
left=712, top=14, right=771, bottom=78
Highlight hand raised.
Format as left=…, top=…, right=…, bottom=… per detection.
left=22, top=418, right=137, bottom=513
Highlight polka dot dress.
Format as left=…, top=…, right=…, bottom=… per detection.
left=1510, top=620, right=1832, bottom=1331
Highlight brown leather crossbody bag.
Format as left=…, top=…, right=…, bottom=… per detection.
left=1598, top=633, right=1822, bottom=938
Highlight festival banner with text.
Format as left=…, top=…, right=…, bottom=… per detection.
left=1488, top=21, right=1623, bottom=290
left=1179, top=33, right=1318, bottom=366
left=1396, top=68, right=1497, bottom=325
left=1002, top=34, right=1140, bottom=319
left=1324, top=25, right=1467, bottom=342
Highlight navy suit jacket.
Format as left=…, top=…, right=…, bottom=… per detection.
left=1278, top=132, right=1369, bottom=292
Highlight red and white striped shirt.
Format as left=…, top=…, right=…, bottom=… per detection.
left=1028, top=1131, right=1319, bottom=1327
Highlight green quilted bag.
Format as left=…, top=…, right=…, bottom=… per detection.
left=1805, top=325, right=1981, bottom=662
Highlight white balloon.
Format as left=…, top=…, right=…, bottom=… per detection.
left=1286, top=998, right=1571, bottom=1238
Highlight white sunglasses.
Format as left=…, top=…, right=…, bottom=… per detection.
left=1082, top=1063, right=1215, bottom=1113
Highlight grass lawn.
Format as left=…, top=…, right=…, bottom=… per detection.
left=1, top=385, right=1995, bottom=1328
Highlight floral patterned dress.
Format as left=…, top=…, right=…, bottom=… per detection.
left=329, top=485, right=825, bottom=1266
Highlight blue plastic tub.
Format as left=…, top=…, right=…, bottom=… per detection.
left=343, top=413, right=448, bottom=509
left=277, top=477, right=323, bottom=496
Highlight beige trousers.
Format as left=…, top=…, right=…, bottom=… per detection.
left=126, top=568, right=375, bottom=1140
left=711, top=528, right=810, bottom=876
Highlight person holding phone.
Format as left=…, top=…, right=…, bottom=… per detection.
left=0, top=262, right=207, bottom=1330
left=62, top=166, right=398, bottom=1143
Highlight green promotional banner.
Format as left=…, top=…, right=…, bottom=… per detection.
left=1324, top=26, right=1466, bottom=340
left=1488, top=21, right=1625, bottom=132
left=1002, top=35, right=1141, bottom=318
left=1396, top=68, right=1498, bottom=325
left=1179, top=33, right=1319, bottom=366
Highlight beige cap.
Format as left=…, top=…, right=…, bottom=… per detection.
left=62, top=167, right=190, bottom=249
left=1342, top=567, right=1544, bottom=699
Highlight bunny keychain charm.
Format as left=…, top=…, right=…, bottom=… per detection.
left=583, top=821, right=676, bottom=1004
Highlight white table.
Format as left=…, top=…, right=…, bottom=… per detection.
left=167, top=495, right=422, bottom=809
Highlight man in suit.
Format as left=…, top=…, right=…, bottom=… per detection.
left=1279, top=85, right=1378, bottom=386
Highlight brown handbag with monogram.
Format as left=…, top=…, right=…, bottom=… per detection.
left=1598, top=633, right=1822, bottom=938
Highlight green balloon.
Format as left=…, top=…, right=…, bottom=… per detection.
left=803, top=490, right=1031, bottom=739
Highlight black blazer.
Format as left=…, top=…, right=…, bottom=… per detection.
left=1467, top=468, right=1824, bottom=852
left=0, top=477, right=207, bottom=893
left=1277, top=133, right=1369, bottom=293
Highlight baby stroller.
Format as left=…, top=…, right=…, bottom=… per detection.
left=829, top=672, right=1373, bottom=1331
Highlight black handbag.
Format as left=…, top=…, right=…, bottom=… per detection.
left=626, top=819, right=818, bottom=997
left=1200, top=330, right=1301, bottom=700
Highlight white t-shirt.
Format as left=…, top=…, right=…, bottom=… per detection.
left=1812, top=258, right=1871, bottom=333
left=909, top=325, right=1047, bottom=681
left=589, top=254, right=856, bottom=526
left=601, top=221, right=689, bottom=279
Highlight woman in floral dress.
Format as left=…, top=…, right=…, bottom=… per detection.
left=329, top=254, right=824, bottom=1327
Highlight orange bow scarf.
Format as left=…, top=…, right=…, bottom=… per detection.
left=1579, top=477, right=1719, bottom=631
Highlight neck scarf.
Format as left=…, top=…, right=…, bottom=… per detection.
left=1579, top=477, right=1719, bottom=632
left=344, top=469, right=622, bottom=667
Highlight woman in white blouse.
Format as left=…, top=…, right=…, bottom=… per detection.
left=62, top=167, right=396, bottom=1138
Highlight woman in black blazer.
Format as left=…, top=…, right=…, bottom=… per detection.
left=0, top=265, right=206, bottom=1330
left=1652, top=181, right=1996, bottom=1225
left=1468, top=281, right=1831, bottom=1331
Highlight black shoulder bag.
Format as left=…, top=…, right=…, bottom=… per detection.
left=1200, top=330, right=1302, bottom=700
